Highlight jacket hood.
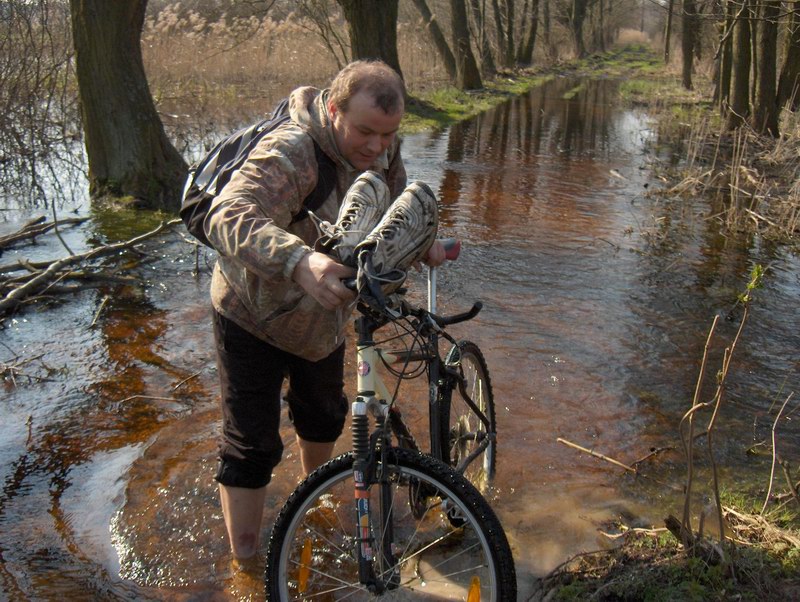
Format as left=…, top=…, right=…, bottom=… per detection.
left=288, top=86, right=343, bottom=164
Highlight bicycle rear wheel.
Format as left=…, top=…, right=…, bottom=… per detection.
left=265, top=447, right=516, bottom=600
left=443, top=340, right=496, bottom=492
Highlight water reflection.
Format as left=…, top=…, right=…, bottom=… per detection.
left=0, top=77, right=798, bottom=599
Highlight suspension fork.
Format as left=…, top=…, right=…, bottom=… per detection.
left=352, top=315, right=397, bottom=591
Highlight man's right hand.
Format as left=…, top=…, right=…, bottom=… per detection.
left=292, top=251, right=356, bottom=310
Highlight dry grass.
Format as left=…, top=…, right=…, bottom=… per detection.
left=620, top=52, right=800, bottom=245
left=654, top=113, right=800, bottom=244
left=142, top=5, right=450, bottom=126
left=617, top=27, right=651, bottom=46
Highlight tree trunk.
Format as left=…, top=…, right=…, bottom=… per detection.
left=491, top=0, right=509, bottom=68
left=337, top=0, right=403, bottom=79
left=727, top=0, right=752, bottom=129
left=777, top=3, right=800, bottom=110
left=469, top=0, right=497, bottom=76
left=503, top=0, right=516, bottom=67
left=69, top=0, right=187, bottom=210
left=750, top=0, right=758, bottom=104
left=570, top=0, right=588, bottom=58
left=409, top=0, right=457, bottom=81
left=450, top=0, right=483, bottom=89
left=517, top=0, right=540, bottom=64
left=752, top=0, right=780, bottom=135
left=543, top=0, right=553, bottom=58
left=715, top=0, right=734, bottom=108
left=681, top=0, right=696, bottom=89
left=596, top=0, right=605, bottom=53
left=664, top=0, right=674, bottom=63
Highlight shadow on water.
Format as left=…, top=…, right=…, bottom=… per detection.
left=1, top=77, right=798, bottom=599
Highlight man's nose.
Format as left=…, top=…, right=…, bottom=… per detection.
left=366, top=134, right=383, bottom=154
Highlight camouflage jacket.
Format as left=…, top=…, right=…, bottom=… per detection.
left=205, top=86, right=407, bottom=360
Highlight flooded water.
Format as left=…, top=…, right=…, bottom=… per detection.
left=2, top=77, right=799, bottom=600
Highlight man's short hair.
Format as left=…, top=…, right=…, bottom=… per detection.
left=329, top=60, right=406, bottom=115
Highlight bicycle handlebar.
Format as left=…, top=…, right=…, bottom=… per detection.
left=429, top=301, right=483, bottom=327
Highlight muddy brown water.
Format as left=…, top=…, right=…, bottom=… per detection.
left=2, top=78, right=799, bottom=600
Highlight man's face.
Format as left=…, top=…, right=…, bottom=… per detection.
left=329, top=90, right=403, bottom=171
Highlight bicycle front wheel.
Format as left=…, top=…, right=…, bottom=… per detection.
left=265, top=447, right=516, bottom=600
left=444, top=340, right=497, bottom=492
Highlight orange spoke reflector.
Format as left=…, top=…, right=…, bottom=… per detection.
left=298, top=538, right=312, bottom=593
left=467, top=575, right=481, bottom=601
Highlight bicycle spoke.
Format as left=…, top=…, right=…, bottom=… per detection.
left=268, top=450, right=514, bottom=600
left=286, top=556, right=362, bottom=592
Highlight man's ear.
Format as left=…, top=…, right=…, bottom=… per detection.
left=327, top=100, right=338, bottom=119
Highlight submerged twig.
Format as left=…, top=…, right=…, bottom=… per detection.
left=557, top=437, right=636, bottom=473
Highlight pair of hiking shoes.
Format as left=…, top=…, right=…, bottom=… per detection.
left=317, top=172, right=439, bottom=295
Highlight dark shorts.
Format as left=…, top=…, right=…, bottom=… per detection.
left=212, top=310, right=348, bottom=489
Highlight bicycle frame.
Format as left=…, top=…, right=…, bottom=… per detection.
left=348, top=258, right=495, bottom=590
left=354, top=268, right=494, bottom=466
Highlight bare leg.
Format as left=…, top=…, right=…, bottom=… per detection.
left=219, top=484, right=267, bottom=559
left=297, top=436, right=335, bottom=476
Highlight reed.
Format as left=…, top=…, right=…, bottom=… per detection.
left=142, top=5, right=450, bottom=125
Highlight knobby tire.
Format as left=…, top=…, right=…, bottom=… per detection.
left=444, top=340, right=497, bottom=492
left=265, top=447, right=516, bottom=600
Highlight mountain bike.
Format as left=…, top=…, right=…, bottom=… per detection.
left=265, top=240, right=515, bottom=600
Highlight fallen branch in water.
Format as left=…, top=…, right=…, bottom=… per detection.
left=557, top=437, right=683, bottom=492
left=1, top=351, right=59, bottom=386
left=0, top=219, right=181, bottom=316
left=0, top=215, right=88, bottom=250
left=557, top=437, right=637, bottom=473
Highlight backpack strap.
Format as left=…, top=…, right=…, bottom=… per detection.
left=289, top=140, right=338, bottom=225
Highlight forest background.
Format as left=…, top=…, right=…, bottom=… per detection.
left=2, top=0, right=800, bottom=599
left=3, top=0, right=799, bottom=240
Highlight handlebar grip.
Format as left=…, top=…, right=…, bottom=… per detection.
left=440, top=238, right=461, bottom=261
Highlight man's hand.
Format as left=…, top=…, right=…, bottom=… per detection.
left=422, top=240, right=446, bottom=267
left=412, top=240, right=446, bottom=271
left=292, top=251, right=356, bottom=310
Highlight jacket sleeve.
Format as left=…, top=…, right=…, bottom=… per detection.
left=204, top=131, right=318, bottom=282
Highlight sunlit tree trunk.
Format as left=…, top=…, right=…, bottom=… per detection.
left=777, top=3, right=800, bottom=110
left=753, top=0, right=780, bottom=135
left=727, top=0, right=752, bottom=129
left=337, top=0, right=403, bottom=78
left=469, top=0, right=497, bottom=76
left=69, top=0, right=187, bottom=210
left=409, top=0, right=457, bottom=81
left=451, top=0, right=483, bottom=89
left=517, top=0, right=540, bottom=64
left=681, top=0, right=696, bottom=89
